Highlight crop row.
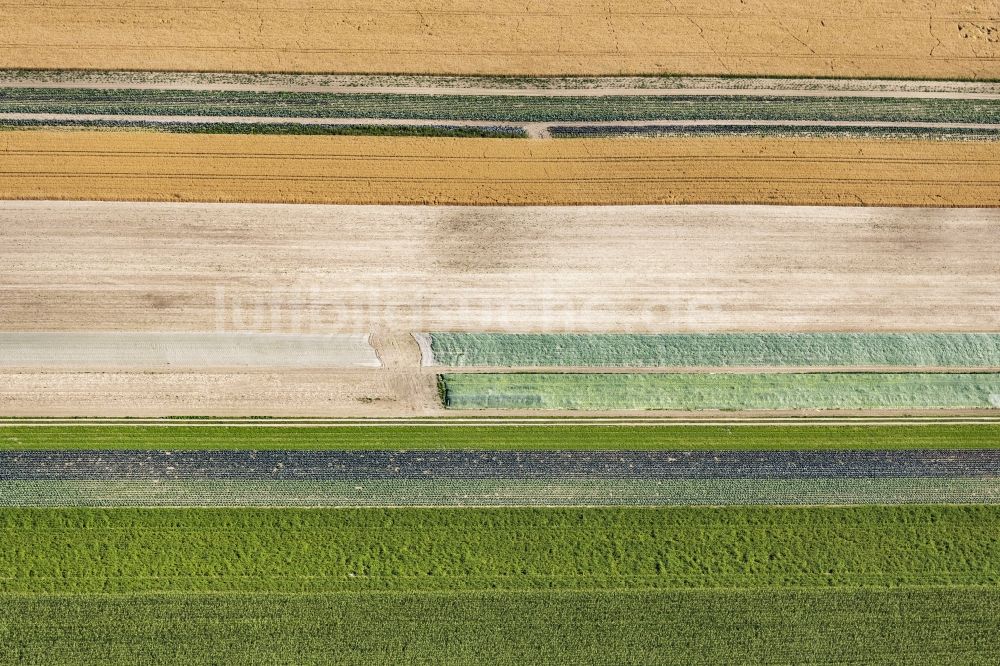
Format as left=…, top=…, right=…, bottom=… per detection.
left=3, top=449, right=999, bottom=480
left=428, top=333, right=1000, bottom=368
left=440, top=372, right=1000, bottom=410
left=2, top=88, right=998, bottom=123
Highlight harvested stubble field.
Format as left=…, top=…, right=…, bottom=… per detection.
left=1, top=132, right=998, bottom=206
left=0, top=0, right=997, bottom=79
left=1, top=507, right=999, bottom=662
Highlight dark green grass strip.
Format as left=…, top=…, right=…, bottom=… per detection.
left=2, top=507, right=997, bottom=593
left=1, top=424, right=998, bottom=450
left=0, top=120, right=527, bottom=137
left=2, top=88, right=999, bottom=123
left=2, top=588, right=997, bottom=665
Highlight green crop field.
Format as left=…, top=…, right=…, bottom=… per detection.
left=428, top=333, right=1000, bottom=368
left=2, top=507, right=998, bottom=663
left=2, top=424, right=998, bottom=450
left=2, top=507, right=996, bottom=592
left=3, top=588, right=997, bottom=665
left=441, top=372, right=1000, bottom=410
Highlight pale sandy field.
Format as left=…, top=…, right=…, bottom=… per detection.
left=2, top=202, right=998, bottom=416
left=0, top=0, right=996, bottom=78
left=1, top=132, right=997, bottom=206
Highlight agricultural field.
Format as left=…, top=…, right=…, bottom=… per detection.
left=441, top=372, right=1000, bottom=411
left=1, top=0, right=997, bottom=78
left=5, top=87, right=1000, bottom=124
left=1, top=507, right=999, bottom=661
left=2, top=132, right=998, bottom=206
left=0, top=332, right=380, bottom=369
left=4, top=589, right=998, bottom=665
left=427, top=333, right=1000, bottom=368
left=2, top=1, right=999, bottom=661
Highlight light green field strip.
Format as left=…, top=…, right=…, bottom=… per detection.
left=441, top=373, right=1000, bottom=410
left=428, top=333, right=1000, bottom=368
left=2, top=588, right=996, bottom=665
left=4, top=478, right=1000, bottom=507
left=2, top=507, right=995, bottom=593
left=2, top=425, right=998, bottom=450
left=0, top=332, right=379, bottom=368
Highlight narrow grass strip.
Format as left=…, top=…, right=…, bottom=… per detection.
left=1, top=425, right=997, bottom=450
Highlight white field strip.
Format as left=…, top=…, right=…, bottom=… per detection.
left=0, top=332, right=380, bottom=369
left=2, top=73, right=1000, bottom=98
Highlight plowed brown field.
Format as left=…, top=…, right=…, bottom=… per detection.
left=1, top=132, right=998, bottom=206
left=1, top=0, right=997, bottom=78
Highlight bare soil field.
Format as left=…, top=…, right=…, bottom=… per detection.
left=0, top=1, right=996, bottom=78
left=0, top=370, right=441, bottom=417
left=1, top=132, right=997, bottom=206
left=2, top=201, right=999, bottom=416
left=4, top=202, right=996, bottom=334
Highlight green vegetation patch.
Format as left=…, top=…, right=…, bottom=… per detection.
left=3, top=588, right=997, bottom=665
left=441, top=372, right=1000, bottom=410
left=429, top=333, right=1000, bottom=367
left=2, top=88, right=999, bottom=123
left=2, top=424, right=998, bottom=450
left=1, top=506, right=997, bottom=593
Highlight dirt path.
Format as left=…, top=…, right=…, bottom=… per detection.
left=5, top=114, right=998, bottom=137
